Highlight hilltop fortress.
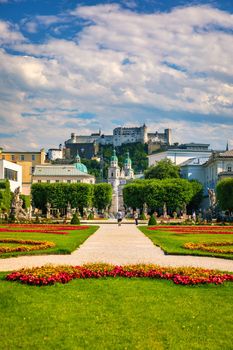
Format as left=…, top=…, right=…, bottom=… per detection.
left=63, top=125, right=171, bottom=159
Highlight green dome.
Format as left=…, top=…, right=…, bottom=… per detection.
left=74, top=152, right=88, bottom=173
left=75, top=162, right=88, bottom=173
left=111, top=149, right=118, bottom=162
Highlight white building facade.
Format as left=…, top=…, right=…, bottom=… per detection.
left=47, top=145, right=63, bottom=161
left=0, top=159, right=22, bottom=192
left=180, top=150, right=233, bottom=195
left=32, top=157, right=95, bottom=185
left=148, top=147, right=212, bottom=167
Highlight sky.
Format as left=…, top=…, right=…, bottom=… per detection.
left=0, top=0, right=233, bottom=151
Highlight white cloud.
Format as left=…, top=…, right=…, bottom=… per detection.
left=0, top=20, right=25, bottom=44
left=0, top=4, right=233, bottom=150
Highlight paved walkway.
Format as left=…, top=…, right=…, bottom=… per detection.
left=0, top=224, right=233, bottom=272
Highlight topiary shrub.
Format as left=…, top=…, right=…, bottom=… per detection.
left=148, top=215, right=157, bottom=226
left=140, top=212, right=147, bottom=220
left=87, top=212, right=94, bottom=220
left=71, top=212, right=80, bottom=225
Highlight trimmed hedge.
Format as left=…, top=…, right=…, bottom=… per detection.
left=123, top=178, right=203, bottom=213
left=0, top=180, right=11, bottom=212
left=31, top=183, right=112, bottom=213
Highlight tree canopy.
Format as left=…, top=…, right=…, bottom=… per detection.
left=93, top=183, right=112, bottom=211
left=123, top=178, right=203, bottom=213
left=216, top=178, right=233, bottom=214
left=144, top=159, right=180, bottom=180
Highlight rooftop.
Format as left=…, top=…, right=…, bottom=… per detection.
left=180, top=157, right=209, bottom=167
left=219, top=150, right=233, bottom=157
left=33, top=165, right=94, bottom=177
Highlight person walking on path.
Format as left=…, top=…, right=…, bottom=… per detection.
left=134, top=211, right=139, bottom=225
left=116, top=210, right=123, bottom=226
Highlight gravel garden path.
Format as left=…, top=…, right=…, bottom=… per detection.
left=0, top=224, right=233, bottom=272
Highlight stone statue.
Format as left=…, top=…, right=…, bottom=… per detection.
left=208, top=188, right=216, bottom=207
left=46, top=202, right=51, bottom=219
left=143, top=203, right=148, bottom=215
left=10, top=187, right=28, bottom=221
left=163, top=203, right=167, bottom=218
left=66, top=202, right=72, bottom=219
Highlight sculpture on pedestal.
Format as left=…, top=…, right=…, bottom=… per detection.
left=208, top=188, right=216, bottom=208
left=10, top=187, right=28, bottom=221
left=66, top=202, right=72, bottom=219
left=46, top=202, right=51, bottom=219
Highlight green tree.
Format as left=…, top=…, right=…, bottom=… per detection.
left=144, top=159, right=180, bottom=179
left=0, top=180, right=11, bottom=212
left=20, top=194, right=31, bottom=209
left=93, top=183, right=112, bottom=211
left=123, top=178, right=193, bottom=214
left=160, top=179, right=193, bottom=212
left=216, top=178, right=233, bottom=214
left=31, top=183, right=94, bottom=214
left=123, top=182, right=145, bottom=210
left=187, top=180, right=203, bottom=213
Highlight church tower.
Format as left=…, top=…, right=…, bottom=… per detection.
left=108, top=150, right=120, bottom=213
left=108, top=150, right=120, bottom=187
left=123, top=152, right=134, bottom=179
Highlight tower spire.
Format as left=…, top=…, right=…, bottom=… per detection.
left=226, top=141, right=229, bottom=151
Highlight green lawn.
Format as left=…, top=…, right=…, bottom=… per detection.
left=0, top=274, right=232, bottom=349
left=140, top=226, right=233, bottom=260
left=0, top=226, right=98, bottom=258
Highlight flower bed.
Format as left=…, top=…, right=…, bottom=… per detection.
left=0, top=239, right=55, bottom=253
left=0, top=225, right=90, bottom=235
left=5, top=224, right=89, bottom=230
left=6, top=263, right=233, bottom=286
left=184, top=242, right=233, bottom=254
left=148, top=226, right=233, bottom=234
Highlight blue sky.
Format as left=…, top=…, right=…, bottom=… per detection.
left=0, top=0, right=233, bottom=150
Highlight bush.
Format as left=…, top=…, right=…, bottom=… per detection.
left=70, top=213, right=80, bottom=225
left=140, top=212, right=147, bottom=220
left=148, top=215, right=157, bottom=226
left=216, top=178, right=233, bottom=214
left=20, top=194, right=31, bottom=209
left=87, top=212, right=94, bottom=220
left=0, top=180, right=11, bottom=213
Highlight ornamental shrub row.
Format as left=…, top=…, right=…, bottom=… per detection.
left=123, top=179, right=203, bottom=213
left=31, top=183, right=112, bottom=213
left=6, top=263, right=233, bottom=286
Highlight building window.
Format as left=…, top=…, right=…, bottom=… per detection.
left=228, top=166, right=232, bottom=172
left=56, top=180, right=59, bottom=183
left=38, top=180, right=41, bottom=183
left=20, top=155, right=25, bottom=161
left=31, top=167, right=35, bottom=174
left=2, top=155, right=5, bottom=160
left=4, top=168, right=17, bottom=181
left=67, top=180, right=71, bottom=183
left=11, top=155, right=15, bottom=161
left=77, top=180, right=80, bottom=183
left=47, top=180, right=50, bottom=183
left=32, top=155, right=35, bottom=161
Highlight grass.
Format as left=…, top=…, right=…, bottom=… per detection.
left=0, top=226, right=98, bottom=258
left=140, top=226, right=233, bottom=260
left=0, top=274, right=232, bottom=349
